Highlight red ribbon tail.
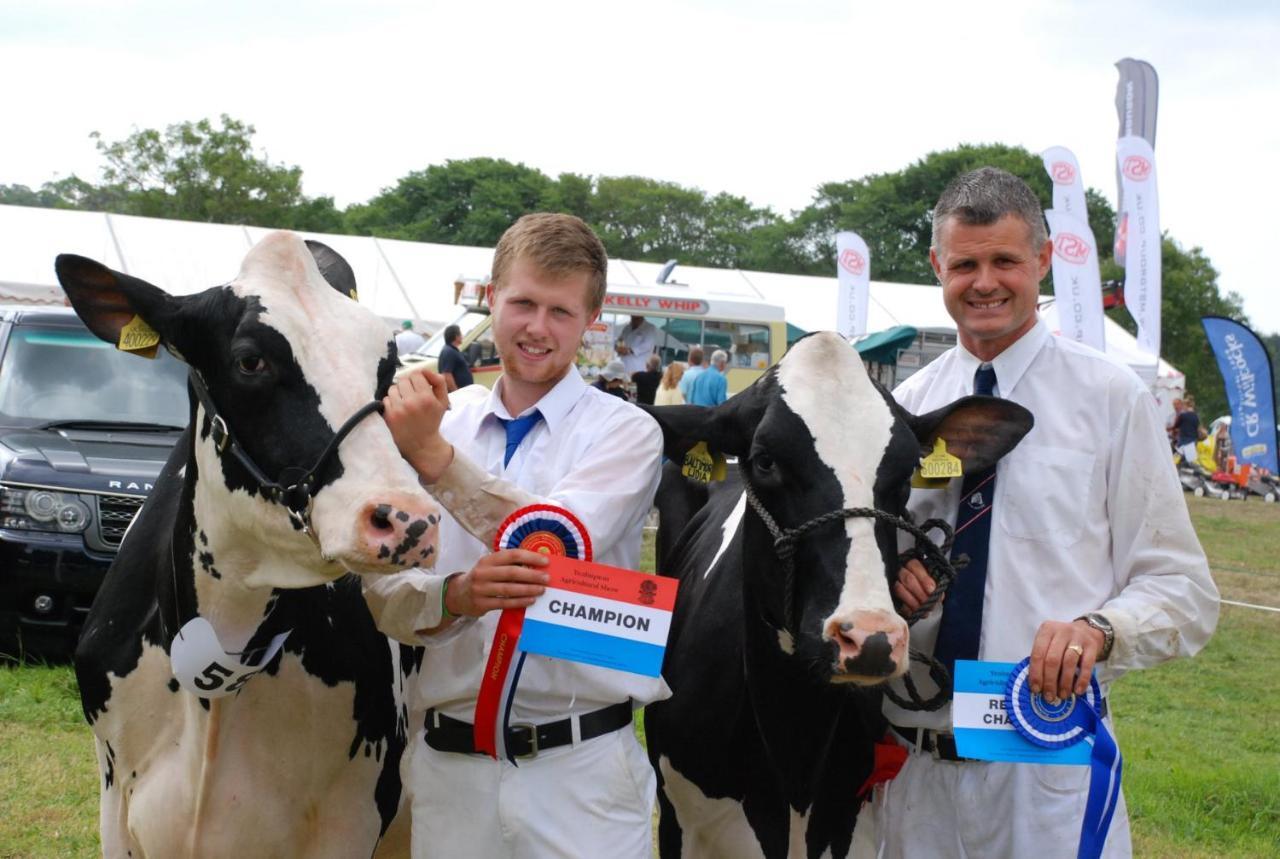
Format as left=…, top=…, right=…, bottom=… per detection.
left=473, top=607, right=526, bottom=759
left=856, top=734, right=909, bottom=800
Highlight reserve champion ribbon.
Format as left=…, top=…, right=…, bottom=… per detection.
left=1005, top=657, right=1122, bottom=859
left=473, top=504, right=592, bottom=762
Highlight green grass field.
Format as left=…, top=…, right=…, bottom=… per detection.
left=2, top=496, right=1277, bottom=857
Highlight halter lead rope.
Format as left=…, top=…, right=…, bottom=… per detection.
left=740, top=474, right=965, bottom=712
left=188, top=369, right=385, bottom=541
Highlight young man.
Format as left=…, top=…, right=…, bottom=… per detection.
left=436, top=323, right=474, bottom=391
left=873, top=168, right=1218, bottom=857
left=363, top=214, right=666, bottom=858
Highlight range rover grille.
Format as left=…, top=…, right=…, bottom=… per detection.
left=96, top=494, right=146, bottom=548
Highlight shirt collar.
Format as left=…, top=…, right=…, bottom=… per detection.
left=955, top=318, right=1049, bottom=398
left=484, top=366, right=587, bottom=432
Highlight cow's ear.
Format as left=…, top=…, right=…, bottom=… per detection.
left=54, top=255, right=178, bottom=349
left=639, top=401, right=754, bottom=461
left=305, top=240, right=359, bottom=301
left=906, top=396, right=1034, bottom=473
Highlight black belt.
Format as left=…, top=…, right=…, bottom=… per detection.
left=424, top=701, right=632, bottom=759
left=891, top=726, right=972, bottom=761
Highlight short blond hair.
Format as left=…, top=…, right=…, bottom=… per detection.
left=491, top=213, right=608, bottom=312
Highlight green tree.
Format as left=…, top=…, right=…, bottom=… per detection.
left=1, top=116, right=340, bottom=231
left=345, top=158, right=561, bottom=245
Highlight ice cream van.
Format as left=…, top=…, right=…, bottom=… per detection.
left=401, top=277, right=789, bottom=396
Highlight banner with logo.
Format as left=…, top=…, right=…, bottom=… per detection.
left=1201, top=316, right=1279, bottom=474
left=1042, top=147, right=1090, bottom=223
left=835, top=231, right=871, bottom=339
left=1116, top=136, right=1161, bottom=364
left=1113, top=58, right=1159, bottom=264
left=1044, top=210, right=1106, bottom=352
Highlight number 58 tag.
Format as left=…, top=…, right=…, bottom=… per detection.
left=170, top=616, right=291, bottom=698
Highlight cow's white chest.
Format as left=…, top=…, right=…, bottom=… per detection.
left=95, top=641, right=390, bottom=858
left=660, top=755, right=766, bottom=858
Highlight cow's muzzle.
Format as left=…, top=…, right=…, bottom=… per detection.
left=826, top=610, right=909, bottom=681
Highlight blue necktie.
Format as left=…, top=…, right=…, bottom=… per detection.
left=933, top=365, right=998, bottom=676
left=499, top=410, right=543, bottom=467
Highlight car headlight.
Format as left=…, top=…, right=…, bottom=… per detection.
left=0, top=486, right=92, bottom=534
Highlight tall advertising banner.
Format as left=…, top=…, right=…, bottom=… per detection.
left=1201, top=317, right=1279, bottom=474
left=1113, top=58, right=1159, bottom=265
left=1044, top=210, right=1106, bottom=352
left=1042, top=146, right=1089, bottom=222
left=1042, top=147, right=1105, bottom=352
left=1116, top=136, right=1161, bottom=368
left=835, top=231, right=871, bottom=339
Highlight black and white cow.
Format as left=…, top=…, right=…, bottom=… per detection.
left=56, top=234, right=439, bottom=858
left=642, top=332, right=1032, bottom=858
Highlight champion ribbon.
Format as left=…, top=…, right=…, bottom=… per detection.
left=1005, top=657, right=1122, bottom=859
left=473, top=504, right=591, bottom=762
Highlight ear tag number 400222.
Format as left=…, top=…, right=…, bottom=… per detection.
left=118, top=315, right=161, bottom=359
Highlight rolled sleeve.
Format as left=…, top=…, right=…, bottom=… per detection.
left=360, top=570, right=476, bottom=647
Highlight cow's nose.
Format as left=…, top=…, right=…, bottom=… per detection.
left=357, top=493, right=441, bottom=567
left=826, top=610, right=908, bottom=680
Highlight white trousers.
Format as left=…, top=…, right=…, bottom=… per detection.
left=868, top=742, right=1132, bottom=859
left=407, top=724, right=655, bottom=858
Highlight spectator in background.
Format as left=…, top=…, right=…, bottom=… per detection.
left=395, top=320, right=425, bottom=356
left=654, top=361, right=685, bottom=406
left=615, top=315, right=658, bottom=375
left=1174, top=394, right=1201, bottom=464
left=679, top=346, right=705, bottom=400
left=686, top=349, right=728, bottom=406
left=592, top=359, right=632, bottom=401
left=631, top=353, right=662, bottom=405
left=437, top=324, right=474, bottom=392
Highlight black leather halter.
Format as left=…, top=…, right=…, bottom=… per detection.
left=739, top=474, right=963, bottom=711
left=188, top=369, right=385, bottom=541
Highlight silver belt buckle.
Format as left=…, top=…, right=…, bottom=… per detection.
left=511, top=723, right=539, bottom=759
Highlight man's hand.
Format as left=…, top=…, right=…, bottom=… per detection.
left=443, top=549, right=551, bottom=617
left=893, top=558, right=941, bottom=618
left=1029, top=619, right=1107, bottom=702
left=384, top=368, right=454, bottom=483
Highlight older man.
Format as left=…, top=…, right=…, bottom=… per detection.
left=685, top=348, right=728, bottom=406
left=873, top=168, right=1218, bottom=858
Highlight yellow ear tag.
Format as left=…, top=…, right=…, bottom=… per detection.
left=118, top=315, right=160, bottom=359
left=911, top=438, right=963, bottom=488
left=682, top=441, right=726, bottom=484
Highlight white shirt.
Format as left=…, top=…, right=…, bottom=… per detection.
left=395, top=329, right=426, bottom=355
left=885, top=320, right=1218, bottom=730
left=618, top=320, right=658, bottom=375
left=363, top=368, right=669, bottom=722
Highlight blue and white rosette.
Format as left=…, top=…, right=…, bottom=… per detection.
left=1005, top=657, right=1122, bottom=859
left=481, top=504, right=591, bottom=763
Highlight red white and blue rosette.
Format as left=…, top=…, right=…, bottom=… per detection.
left=1004, top=657, right=1122, bottom=859
left=473, top=504, right=591, bottom=762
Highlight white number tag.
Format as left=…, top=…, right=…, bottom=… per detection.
left=170, top=616, right=291, bottom=698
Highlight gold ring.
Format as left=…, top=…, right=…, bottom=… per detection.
left=1067, top=643, right=1084, bottom=657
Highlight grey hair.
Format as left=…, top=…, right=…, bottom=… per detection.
left=931, top=167, right=1048, bottom=252
left=711, top=349, right=728, bottom=366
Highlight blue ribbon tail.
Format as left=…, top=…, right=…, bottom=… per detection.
left=1077, top=702, right=1123, bottom=859
left=501, top=651, right=529, bottom=766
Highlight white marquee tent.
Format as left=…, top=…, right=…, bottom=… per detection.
left=0, top=204, right=1183, bottom=397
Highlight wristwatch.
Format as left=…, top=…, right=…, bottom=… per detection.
left=1075, top=612, right=1115, bottom=660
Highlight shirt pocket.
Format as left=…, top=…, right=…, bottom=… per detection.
left=996, top=444, right=1095, bottom=547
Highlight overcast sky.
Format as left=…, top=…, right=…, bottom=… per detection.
left=4, top=0, right=1278, bottom=331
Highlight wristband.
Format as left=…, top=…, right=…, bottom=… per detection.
left=440, top=572, right=463, bottom=620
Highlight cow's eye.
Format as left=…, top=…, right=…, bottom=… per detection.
left=236, top=355, right=268, bottom=376
left=753, top=453, right=775, bottom=473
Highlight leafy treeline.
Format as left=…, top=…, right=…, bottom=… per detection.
left=0, top=115, right=1250, bottom=416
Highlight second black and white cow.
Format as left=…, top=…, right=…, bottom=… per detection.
left=643, top=332, right=1032, bottom=858
left=57, top=234, right=439, bottom=858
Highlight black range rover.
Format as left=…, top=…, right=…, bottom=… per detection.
left=0, top=307, right=186, bottom=656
